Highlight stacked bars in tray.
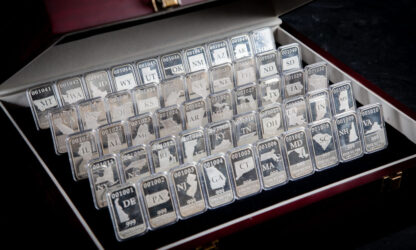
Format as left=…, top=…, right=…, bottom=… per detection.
left=26, top=27, right=389, bottom=241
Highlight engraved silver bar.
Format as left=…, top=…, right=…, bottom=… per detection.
left=87, top=154, right=121, bottom=209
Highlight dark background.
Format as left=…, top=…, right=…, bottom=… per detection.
left=1, top=0, right=416, bottom=249
left=282, top=0, right=416, bottom=113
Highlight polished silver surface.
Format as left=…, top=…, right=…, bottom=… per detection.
left=228, top=146, right=261, bottom=198
left=233, top=112, right=259, bottom=146
left=334, top=112, right=363, bottom=161
left=330, top=81, right=356, bottom=115
left=251, top=27, right=276, bottom=55
left=283, top=129, right=314, bottom=179
left=106, top=91, right=135, bottom=123
left=185, top=70, right=210, bottom=99
left=179, top=128, right=207, bottom=163
left=67, top=130, right=100, bottom=181
left=309, top=119, right=338, bottom=170
left=98, top=122, right=129, bottom=155
left=306, top=89, right=331, bottom=122
left=206, top=120, right=234, bottom=155
left=141, top=174, right=177, bottom=229
left=49, top=106, right=81, bottom=154
left=258, top=75, right=282, bottom=107
left=358, top=104, right=388, bottom=153
left=235, top=83, right=258, bottom=114
left=256, top=51, right=278, bottom=79
left=230, top=34, right=253, bottom=60
left=259, top=103, right=284, bottom=138
left=88, top=155, right=121, bottom=209
left=28, top=83, right=59, bottom=129
left=171, top=164, right=206, bottom=218
left=185, top=46, right=208, bottom=73
left=207, top=40, right=232, bottom=67
left=137, top=58, right=163, bottom=84
left=209, top=64, right=234, bottom=93
left=132, top=83, right=161, bottom=114
left=234, top=58, right=257, bottom=86
left=283, top=69, right=305, bottom=98
left=200, top=154, right=234, bottom=208
left=304, top=61, right=328, bottom=92
left=56, top=77, right=87, bottom=105
left=161, top=52, right=186, bottom=79
left=156, top=105, right=183, bottom=137
left=183, top=98, right=208, bottom=129
left=128, top=113, right=156, bottom=146
left=284, top=96, right=308, bottom=130
left=120, top=145, right=152, bottom=184
left=84, top=71, right=113, bottom=98
left=111, top=64, right=138, bottom=91
left=150, top=136, right=180, bottom=173
left=160, top=77, right=186, bottom=107
left=107, top=183, right=147, bottom=241
left=78, top=98, right=108, bottom=130
left=277, top=43, right=302, bottom=73
left=256, top=137, right=287, bottom=189
left=208, top=90, right=234, bottom=122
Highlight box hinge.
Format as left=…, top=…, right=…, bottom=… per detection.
left=381, top=171, right=403, bottom=192
left=152, top=0, right=181, bottom=12
left=196, top=239, right=219, bottom=250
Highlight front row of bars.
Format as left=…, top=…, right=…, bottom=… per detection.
left=85, top=103, right=387, bottom=241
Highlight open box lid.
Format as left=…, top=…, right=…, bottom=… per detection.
left=0, top=0, right=311, bottom=105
